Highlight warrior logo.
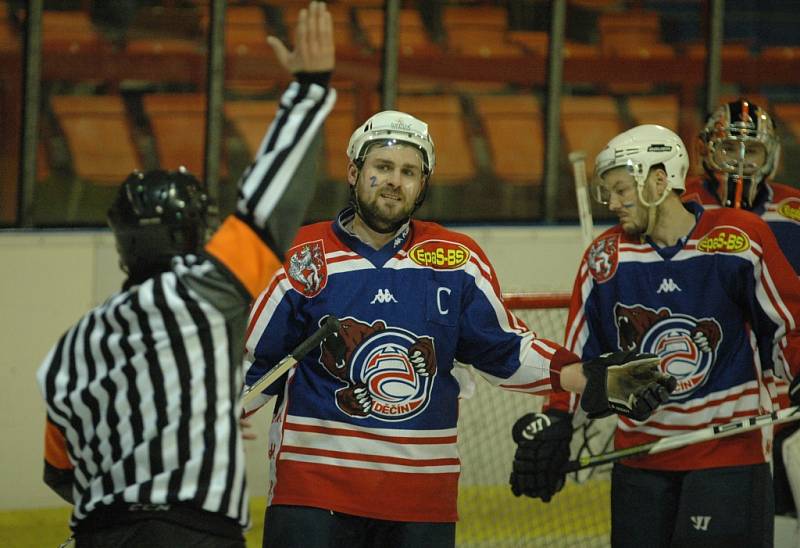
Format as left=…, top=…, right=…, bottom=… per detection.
left=319, top=316, right=437, bottom=421
left=615, top=304, right=722, bottom=399
left=587, top=234, right=620, bottom=283
left=287, top=240, right=327, bottom=297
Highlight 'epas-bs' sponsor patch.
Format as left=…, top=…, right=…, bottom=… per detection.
left=408, top=240, right=470, bottom=269
left=587, top=234, right=620, bottom=283
left=696, top=226, right=750, bottom=253
left=777, top=197, right=800, bottom=223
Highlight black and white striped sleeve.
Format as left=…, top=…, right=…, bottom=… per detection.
left=235, top=80, right=337, bottom=256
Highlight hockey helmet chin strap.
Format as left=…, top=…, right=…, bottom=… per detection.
left=631, top=169, right=671, bottom=238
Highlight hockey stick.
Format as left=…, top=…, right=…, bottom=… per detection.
left=563, top=405, right=800, bottom=473
left=242, top=315, right=340, bottom=407
left=569, top=150, right=594, bottom=248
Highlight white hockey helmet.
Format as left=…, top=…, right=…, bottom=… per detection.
left=593, top=124, right=689, bottom=206
left=347, top=110, right=436, bottom=176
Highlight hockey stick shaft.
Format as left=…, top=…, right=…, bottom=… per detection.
left=569, top=150, right=594, bottom=248
left=242, top=315, right=340, bottom=407
left=563, top=405, right=800, bottom=473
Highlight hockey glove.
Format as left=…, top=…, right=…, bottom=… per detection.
left=581, top=350, right=677, bottom=421
left=509, top=409, right=572, bottom=502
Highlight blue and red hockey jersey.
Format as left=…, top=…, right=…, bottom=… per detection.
left=244, top=207, right=580, bottom=522
left=683, top=176, right=800, bottom=275
left=548, top=202, right=800, bottom=471
left=683, top=176, right=800, bottom=408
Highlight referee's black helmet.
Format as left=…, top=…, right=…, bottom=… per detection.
left=108, top=168, right=209, bottom=280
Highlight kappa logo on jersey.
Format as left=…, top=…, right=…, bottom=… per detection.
left=777, top=197, right=800, bottom=223
left=690, top=516, right=711, bottom=531
left=371, top=289, right=398, bottom=304
left=656, top=278, right=681, bottom=293
left=587, top=234, right=620, bottom=283
left=696, top=226, right=751, bottom=254
left=615, top=303, right=722, bottom=399
left=286, top=240, right=327, bottom=297
left=319, top=316, right=437, bottom=421
left=408, top=240, right=470, bottom=269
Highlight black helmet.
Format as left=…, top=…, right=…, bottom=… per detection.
left=108, top=168, right=209, bottom=281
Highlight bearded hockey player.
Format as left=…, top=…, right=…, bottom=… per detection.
left=513, top=124, right=800, bottom=547
left=243, top=109, right=676, bottom=547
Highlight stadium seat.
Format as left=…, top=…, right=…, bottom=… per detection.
left=50, top=95, right=140, bottom=184
left=42, top=9, right=105, bottom=52
left=473, top=94, right=544, bottom=185
left=142, top=93, right=219, bottom=178
left=396, top=94, right=476, bottom=184
left=442, top=6, right=523, bottom=57
left=561, top=95, right=623, bottom=174
left=598, top=10, right=674, bottom=57
left=323, top=90, right=357, bottom=181
left=224, top=100, right=280, bottom=158
left=507, top=31, right=548, bottom=56
left=201, top=5, right=270, bottom=55
left=687, top=43, right=751, bottom=60
left=627, top=95, right=680, bottom=130
left=355, top=8, right=438, bottom=56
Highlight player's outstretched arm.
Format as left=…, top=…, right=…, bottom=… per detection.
left=561, top=351, right=676, bottom=421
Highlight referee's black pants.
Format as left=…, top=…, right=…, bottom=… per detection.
left=74, top=504, right=245, bottom=548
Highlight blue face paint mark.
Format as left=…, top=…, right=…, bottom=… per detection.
left=369, top=176, right=378, bottom=187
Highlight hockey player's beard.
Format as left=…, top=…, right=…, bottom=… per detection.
left=355, top=189, right=415, bottom=234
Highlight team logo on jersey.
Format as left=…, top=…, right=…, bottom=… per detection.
left=286, top=240, right=327, bottom=297
left=615, top=303, right=722, bottom=399
left=318, top=316, right=437, bottom=421
left=587, top=234, right=620, bottom=283
left=695, top=226, right=750, bottom=254
left=408, top=240, right=470, bottom=269
left=776, top=197, right=800, bottom=223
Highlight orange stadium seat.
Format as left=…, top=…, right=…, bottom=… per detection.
left=442, top=6, right=522, bottom=57
left=627, top=95, right=680, bottom=130
left=224, top=100, right=280, bottom=158
left=323, top=90, right=358, bottom=181
left=42, top=10, right=105, bottom=52
left=355, top=8, right=437, bottom=56
left=142, top=93, right=222, bottom=178
left=561, top=95, right=623, bottom=174
left=199, top=5, right=270, bottom=55
left=395, top=94, right=476, bottom=184
left=598, top=10, right=670, bottom=55
left=50, top=95, right=140, bottom=184
left=473, top=94, right=544, bottom=185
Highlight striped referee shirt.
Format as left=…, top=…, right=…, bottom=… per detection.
left=36, top=78, right=337, bottom=530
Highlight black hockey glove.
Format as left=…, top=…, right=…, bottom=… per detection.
left=581, top=350, right=677, bottom=421
left=509, top=409, right=572, bottom=502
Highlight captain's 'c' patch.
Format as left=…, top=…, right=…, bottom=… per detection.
left=408, top=240, right=470, bottom=269
left=695, top=226, right=750, bottom=254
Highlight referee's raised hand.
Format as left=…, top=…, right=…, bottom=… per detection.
left=267, top=1, right=334, bottom=74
